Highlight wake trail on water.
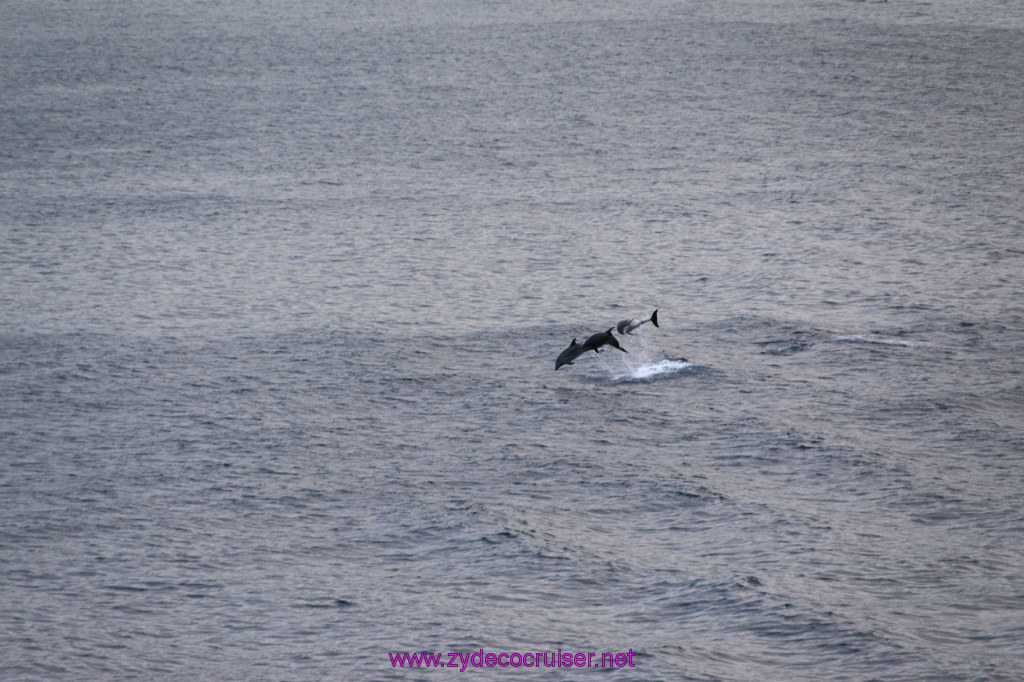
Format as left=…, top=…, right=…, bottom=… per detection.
left=829, top=334, right=930, bottom=347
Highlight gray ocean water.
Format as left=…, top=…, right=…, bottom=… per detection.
left=3, top=1, right=1024, bottom=679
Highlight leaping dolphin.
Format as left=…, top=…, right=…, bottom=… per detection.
left=555, top=328, right=627, bottom=370
left=616, top=309, right=659, bottom=335
left=555, top=338, right=583, bottom=370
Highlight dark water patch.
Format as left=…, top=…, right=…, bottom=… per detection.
left=295, top=598, right=357, bottom=609
left=761, top=340, right=814, bottom=355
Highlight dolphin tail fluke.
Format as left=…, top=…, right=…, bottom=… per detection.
left=650, top=309, right=659, bottom=328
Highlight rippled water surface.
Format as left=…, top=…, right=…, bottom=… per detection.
left=3, top=1, right=1024, bottom=679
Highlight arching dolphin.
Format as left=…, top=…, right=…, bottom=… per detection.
left=555, top=328, right=627, bottom=370
left=616, top=309, right=659, bottom=335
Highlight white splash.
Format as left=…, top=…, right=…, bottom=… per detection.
left=629, top=358, right=692, bottom=380
left=596, top=328, right=691, bottom=381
